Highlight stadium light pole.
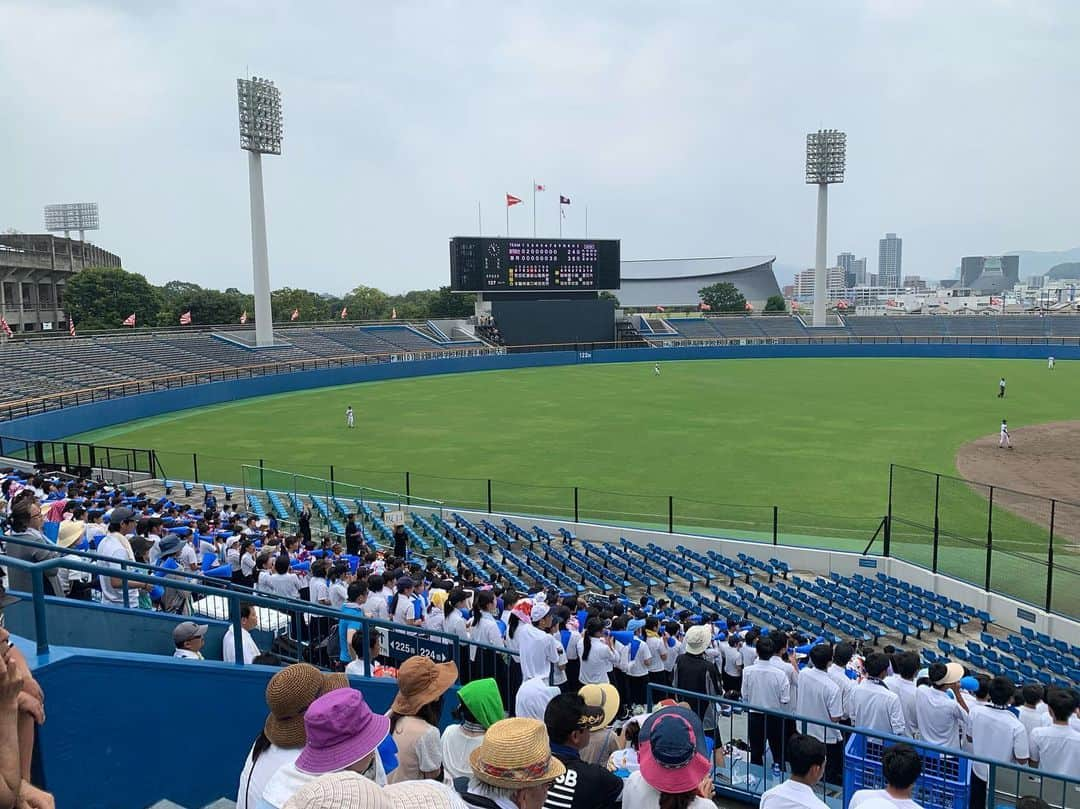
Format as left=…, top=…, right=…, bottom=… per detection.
left=805, top=130, right=846, bottom=327
left=238, top=76, right=283, bottom=347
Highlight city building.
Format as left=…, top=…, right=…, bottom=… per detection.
left=878, top=233, right=902, bottom=288
left=0, top=234, right=121, bottom=333
left=959, top=255, right=1020, bottom=293
left=795, top=267, right=846, bottom=300
left=852, top=257, right=867, bottom=285
left=837, top=252, right=855, bottom=287
left=903, top=275, right=928, bottom=292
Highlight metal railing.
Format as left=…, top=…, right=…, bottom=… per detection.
left=647, top=683, right=1080, bottom=809
left=0, top=551, right=520, bottom=701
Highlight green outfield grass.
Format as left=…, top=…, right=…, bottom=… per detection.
left=71, top=358, right=1080, bottom=615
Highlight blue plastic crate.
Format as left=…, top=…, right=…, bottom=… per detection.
left=844, top=734, right=970, bottom=809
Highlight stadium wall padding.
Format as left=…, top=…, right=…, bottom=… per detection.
left=5, top=343, right=1078, bottom=442
left=16, top=636, right=455, bottom=809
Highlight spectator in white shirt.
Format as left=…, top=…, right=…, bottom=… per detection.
left=849, top=653, right=907, bottom=738
left=262, top=555, right=301, bottom=600
left=577, top=618, right=618, bottom=686
left=1016, top=684, right=1050, bottom=749
left=1029, top=687, right=1080, bottom=778
left=795, top=644, right=845, bottom=785
left=518, top=603, right=563, bottom=682
left=721, top=633, right=745, bottom=698
left=884, top=651, right=921, bottom=739
left=97, top=507, right=153, bottom=608
left=826, top=642, right=856, bottom=723
left=643, top=617, right=668, bottom=686
left=741, top=636, right=791, bottom=770
left=915, top=662, right=968, bottom=749
left=969, top=677, right=1029, bottom=809
left=223, top=604, right=261, bottom=664
left=849, top=743, right=925, bottom=809
left=759, top=733, right=830, bottom=809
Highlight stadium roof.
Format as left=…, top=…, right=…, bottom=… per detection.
left=620, top=256, right=776, bottom=281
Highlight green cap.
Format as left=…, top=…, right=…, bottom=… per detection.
left=456, top=677, right=505, bottom=729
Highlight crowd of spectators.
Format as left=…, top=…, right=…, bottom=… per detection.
left=0, top=470, right=1078, bottom=809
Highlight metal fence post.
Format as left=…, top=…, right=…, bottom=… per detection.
left=487, top=479, right=492, bottom=514
left=405, top=472, right=411, bottom=506
left=192, top=452, right=199, bottom=483
left=229, top=593, right=245, bottom=666
left=884, top=464, right=893, bottom=557
left=574, top=487, right=579, bottom=523
left=772, top=506, right=779, bottom=545
left=985, top=486, right=994, bottom=591
left=259, top=459, right=265, bottom=489
left=932, top=474, right=941, bottom=573
left=330, top=465, right=335, bottom=498
left=1046, top=499, right=1056, bottom=613
left=668, top=496, right=674, bottom=534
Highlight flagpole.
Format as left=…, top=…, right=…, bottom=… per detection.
left=477, top=201, right=482, bottom=235
left=585, top=206, right=589, bottom=238
left=505, top=198, right=509, bottom=237
left=532, top=180, right=536, bottom=237
left=559, top=201, right=563, bottom=238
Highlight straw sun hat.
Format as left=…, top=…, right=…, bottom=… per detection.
left=469, top=717, right=566, bottom=789
left=264, top=663, right=351, bottom=748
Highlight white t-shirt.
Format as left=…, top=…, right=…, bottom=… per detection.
left=850, top=680, right=907, bottom=736
left=262, top=572, right=301, bottom=601
left=645, top=635, right=667, bottom=673
left=664, top=638, right=681, bottom=673
left=742, top=660, right=791, bottom=711
left=392, top=593, right=419, bottom=625
left=759, top=778, right=830, bottom=809
left=884, top=675, right=919, bottom=738
left=223, top=626, right=260, bottom=664
left=328, top=581, right=348, bottom=609
left=1029, top=723, right=1080, bottom=777
left=1017, top=705, right=1050, bottom=747
left=441, top=724, right=486, bottom=783
left=826, top=663, right=855, bottom=719
left=469, top=613, right=504, bottom=660
left=915, top=686, right=966, bottom=749
left=516, top=676, right=560, bottom=720
left=850, top=789, right=924, bottom=809
left=307, top=577, right=330, bottom=605
left=96, top=532, right=140, bottom=607
left=620, top=770, right=713, bottom=809
left=970, top=706, right=1029, bottom=781
left=795, top=666, right=844, bottom=743
left=577, top=635, right=618, bottom=684
left=236, top=743, right=299, bottom=809
left=517, top=622, right=561, bottom=680
left=622, top=637, right=653, bottom=678
left=721, top=643, right=743, bottom=677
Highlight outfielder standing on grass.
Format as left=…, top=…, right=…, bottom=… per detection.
left=346, top=405, right=355, bottom=428
left=998, top=377, right=1006, bottom=398
left=999, top=419, right=1012, bottom=449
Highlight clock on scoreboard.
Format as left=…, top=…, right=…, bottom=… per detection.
left=449, top=237, right=621, bottom=292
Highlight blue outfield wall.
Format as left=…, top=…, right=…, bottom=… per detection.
left=4, top=343, right=1078, bottom=441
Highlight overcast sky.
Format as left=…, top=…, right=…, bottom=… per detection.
left=3, top=0, right=1078, bottom=293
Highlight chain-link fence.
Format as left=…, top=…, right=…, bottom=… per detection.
left=889, top=464, right=1080, bottom=617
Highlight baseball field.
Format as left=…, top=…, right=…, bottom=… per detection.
left=70, top=357, right=1080, bottom=615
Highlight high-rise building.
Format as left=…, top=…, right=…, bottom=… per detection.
left=852, top=257, right=867, bottom=284
left=878, top=233, right=902, bottom=288
left=837, top=252, right=856, bottom=288
left=795, top=267, right=847, bottom=299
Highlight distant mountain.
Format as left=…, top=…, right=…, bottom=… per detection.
left=1046, top=262, right=1080, bottom=280
left=1003, top=247, right=1080, bottom=278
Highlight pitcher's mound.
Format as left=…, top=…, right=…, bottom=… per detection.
left=956, top=421, right=1080, bottom=545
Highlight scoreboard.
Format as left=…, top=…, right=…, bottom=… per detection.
left=450, top=237, right=620, bottom=292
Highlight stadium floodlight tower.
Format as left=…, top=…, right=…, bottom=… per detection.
left=805, top=129, right=846, bottom=327
left=237, top=76, right=283, bottom=347
left=44, top=202, right=99, bottom=242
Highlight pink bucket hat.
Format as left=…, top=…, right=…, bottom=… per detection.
left=295, top=688, right=391, bottom=775
left=638, top=706, right=712, bottom=793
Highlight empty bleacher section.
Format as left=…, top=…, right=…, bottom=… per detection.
left=0, top=324, right=487, bottom=406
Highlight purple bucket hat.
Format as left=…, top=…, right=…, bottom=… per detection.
left=295, top=688, right=391, bottom=775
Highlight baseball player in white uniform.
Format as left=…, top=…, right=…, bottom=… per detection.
left=346, top=406, right=355, bottom=428
left=999, top=419, right=1012, bottom=449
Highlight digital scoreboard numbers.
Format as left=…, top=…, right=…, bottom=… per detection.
left=450, top=237, right=620, bottom=292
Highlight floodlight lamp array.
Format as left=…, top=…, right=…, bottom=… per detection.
left=238, top=76, right=283, bottom=155
left=44, top=202, right=100, bottom=232
left=805, top=129, right=846, bottom=184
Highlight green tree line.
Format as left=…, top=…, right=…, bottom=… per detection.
left=64, top=267, right=474, bottom=331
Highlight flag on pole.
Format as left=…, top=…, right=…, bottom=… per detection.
left=291, top=308, right=300, bottom=321
left=122, top=313, right=136, bottom=327
left=391, top=307, right=397, bottom=319
left=699, top=302, right=711, bottom=311
left=69, top=319, right=76, bottom=337
left=240, top=310, right=248, bottom=324
left=179, top=311, right=193, bottom=325
left=559, top=195, right=571, bottom=205
left=534, top=183, right=545, bottom=191
left=506, top=193, right=522, bottom=207
left=744, top=301, right=753, bottom=312
left=560, top=207, right=566, bottom=219
left=340, top=306, right=348, bottom=319
left=0, top=317, right=12, bottom=338
left=656, top=305, right=665, bottom=312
